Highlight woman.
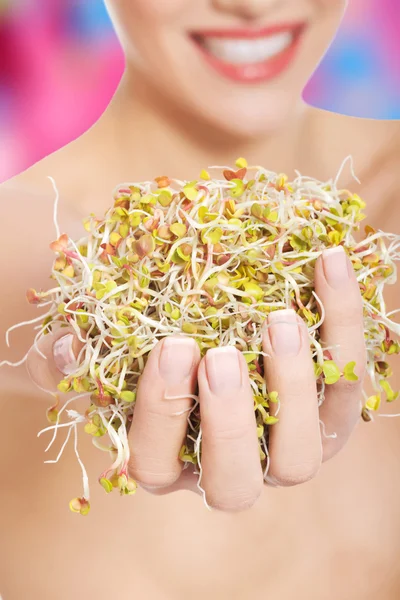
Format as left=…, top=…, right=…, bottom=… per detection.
left=1, top=1, right=400, bottom=598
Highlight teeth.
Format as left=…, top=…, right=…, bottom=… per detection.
left=201, top=33, right=293, bottom=64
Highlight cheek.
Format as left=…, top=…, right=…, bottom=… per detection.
left=321, top=0, right=348, bottom=16
left=317, top=0, right=346, bottom=6
left=124, top=0, right=189, bottom=19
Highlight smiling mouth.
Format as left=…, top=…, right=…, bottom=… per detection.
left=191, top=23, right=306, bottom=83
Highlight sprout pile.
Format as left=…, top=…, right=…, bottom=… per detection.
left=4, top=158, right=400, bottom=515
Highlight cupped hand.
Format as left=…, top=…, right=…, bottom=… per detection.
left=27, top=246, right=366, bottom=511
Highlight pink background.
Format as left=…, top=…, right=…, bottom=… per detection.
left=0, top=0, right=399, bottom=183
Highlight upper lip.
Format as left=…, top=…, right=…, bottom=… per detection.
left=191, top=22, right=306, bottom=40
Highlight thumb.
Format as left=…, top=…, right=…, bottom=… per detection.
left=26, top=324, right=85, bottom=393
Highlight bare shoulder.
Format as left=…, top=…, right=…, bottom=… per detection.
left=309, top=107, right=400, bottom=174
left=307, top=108, right=400, bottom=226
left=310, top=106, right=400, bottom=139
left=0, top=128, right=119, bottom=367
left=3, top=134, right=85, bottom=192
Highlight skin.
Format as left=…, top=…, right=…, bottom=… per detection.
left=104, top=0, right=347, bottom=137
left=25, top=249, right=365, bottom=505
left=1, top=1, right=400, bottom=598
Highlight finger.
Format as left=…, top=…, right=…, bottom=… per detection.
left=128, top=336, right=200, bottom=489
left=262, top=309, right=322, bottom=487
left=26, top=325, right=84, bottom=392
left=140, top=464, right=202, bottom=496
left=314, top=247, right=366, bottom=460
left=197, top=347, right=263, bottom=512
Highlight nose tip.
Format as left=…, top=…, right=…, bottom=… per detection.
left=213, top=0, right=281, bottom=20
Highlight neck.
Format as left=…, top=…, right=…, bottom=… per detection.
left=78, top=68, right=399, bottom=231
left=99, top=69, right=311, bottom=180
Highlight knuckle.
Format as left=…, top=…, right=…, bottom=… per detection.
left=146, top=402, right=191, bottom=420
left=204, top=472, right=264, bottom=512
left=128, top=458, right=181, bottom=489
left=332, top=376, right=363, bottom=396
left=213, top=422, right=255, bottom=443
left=325, top=304, right=363, bottom=328
left=284, top=377, right=316, bottom=398
left=333, top=288, right=363, bottom=313
left=207, top=482, right=263, bottom=512
left=269, top=460, right=321, bottom=487
left=344, top=304, right=364, bottom=323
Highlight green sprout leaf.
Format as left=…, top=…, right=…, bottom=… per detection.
left=269, top=391, right=279, bottom=404
left=235, top=157, right=248, bottom=169
left=289, top=234, right=307, bottom=251
left=343, top=361, right=358, bottom=382
left=84, top=423, right=99, bottom=436
left=57, top=379, right=71, bottom=393
left=120, top=391, right=136, bottom=403
left=14, top=158, right=400, bottom=516
left=230, top=179, right=245, bottom=198
left=170, top=308, right=181, bottom=321
left=264, top=416, right=279, bottom=425
left=379, top=379, right=399, bottom=403
left=322, top=360, right=341, bottom=385
left=201, top=227, right=223, bottom=245
left=365, top=394, right=381, bottom=411
left=100, top=478, right=113, bottom=494
left=182, top=323, right=197, bottom=334
left=244, top=352, right=257, bottom=364
left=183, top=184, right=198, bottom=201
left=170, top=222, right=187, bottom=238
left=176, top=245, right=191, bottom=261
left=314, top=363, right=323, bottom=378
left=69, top=498, right=90, bottom=516
left=158, top=190, right=173, bottom=207
left=243, top=281, right=264, bottom=301
left=251, top=203, right=262, bottom=219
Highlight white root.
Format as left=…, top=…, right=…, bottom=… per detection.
left=1, top=160, right=398, bottom=511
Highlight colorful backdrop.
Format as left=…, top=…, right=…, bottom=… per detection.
left=0, top=0, right=399, bottom=182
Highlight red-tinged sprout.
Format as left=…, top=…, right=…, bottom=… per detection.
left=49, top=233, right=69, bottom=253
left=26, top=288, right=42, bottom=305
left=131, top=234, right=156, bottom=258
left=223, top=167, right=247, bottom=181
left=90, top=392, right=115, bottom=408
left=5, top=158, right=400, bottom=513
left=69, top=497, right=90, bottom=516
left=64, top=250, right=80, bottom=261
left=115, top=197, right=130, bottom=209
left=155, top=176, right=171, bottom=188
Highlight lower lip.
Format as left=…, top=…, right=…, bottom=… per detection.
left=192, top=28, right=304, bottom=84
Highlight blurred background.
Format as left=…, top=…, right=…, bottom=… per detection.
left=0, top=0, right=399, bottom=183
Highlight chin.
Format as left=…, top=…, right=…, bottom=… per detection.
left=193, top=91, right=297, bottom=141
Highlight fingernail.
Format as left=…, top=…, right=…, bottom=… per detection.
left=53, top=334, right=77, bottom=375
left=268, top=309, right=300, bottom=357
left=206, top=347, right=241, bottom=393
left=159, top=337, right=196, bottom=384
left=322, top=246, right=351, bottom=289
